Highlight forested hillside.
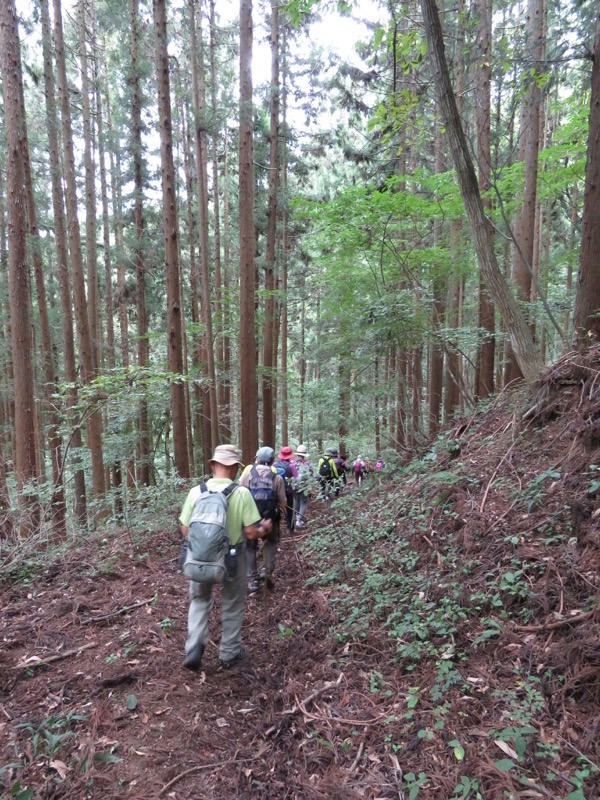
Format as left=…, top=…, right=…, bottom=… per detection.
left=1, top=1, right=600, bottom=793
left=0, top=0, right=599, bottom=534
left=1, top=347, right=600, bottom=799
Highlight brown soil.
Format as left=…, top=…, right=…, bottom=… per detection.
left=2, top=347, right=600, bottom=799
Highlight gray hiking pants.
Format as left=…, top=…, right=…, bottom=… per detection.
left=246, top=526, right=279, bottom=580
left=293, top=491, right=309, bottom=526
left=185, top=542, right=247, bottom=662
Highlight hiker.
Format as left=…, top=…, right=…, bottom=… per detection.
left=179, top=444, right=272, bottom=672
left=274, top=445, right=297, bottom=531
left=353, top=455, right=365, bottom=486
left=317, top=449, right=338, bottom=498
left=239, top=447, right=287, bottom=593
left=292, top=443, right=313, bottom=529
left=375, top=458, right=384, bottom=471
left=331, top=448, right=348, bottom=495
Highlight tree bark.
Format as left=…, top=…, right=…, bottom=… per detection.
left=129, top=0, right=151, bottom=486
left=53, top=0, right=106, bottom=500
left=39, top=0, right=87, bottom=525
left=153, top=0, right=190, bottom=477
left=474, top=0, right=495, bottom=398
left=239, top=0, right=259, bottom=462
left=190, top=0, right=219, bottom=455
left=421, top=0, right=542, bottom=383
left=78, top=0, right=100, bottom=371
left=0, top=0, right=40, bottom=533
left=573, top=8, right=600, bottom=342
left=262, top=0, right=280, bottom=447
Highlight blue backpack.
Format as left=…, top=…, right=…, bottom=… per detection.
left=248, top=465, right=278, bottom=520
left=274, top=459, right=293, bottom=492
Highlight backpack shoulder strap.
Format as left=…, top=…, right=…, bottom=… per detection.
left=199, top=482, right=208, bottom=493
left=222, top=481, right=239, bottom=500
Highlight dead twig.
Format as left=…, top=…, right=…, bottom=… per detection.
left=159, top=760, right=242, bottom=796
left=82, top=596, right=155, bottom=624
left=265, top=673, right=344, bottom=738
left=349, top=741, right=365, bottom=773
left=514, top=608, right=597, bottom=632
left=480, top=423, right=522, bottom=513
left=13, top=640, right=97, bottom=670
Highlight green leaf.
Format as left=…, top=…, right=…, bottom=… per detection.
left=126, top=694, right=138, bottom=711
left=94, top=752, right=123, bottom=764
left=448, top=739, right=465, bottom=760
left=11, top=783, right=34, bottom=800
left=495, top=759, right=516, bottom=772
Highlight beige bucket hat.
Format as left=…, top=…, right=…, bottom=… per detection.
left=209, top=444, right=244, bottom=466
left=295, top=444, right=309, bottom=457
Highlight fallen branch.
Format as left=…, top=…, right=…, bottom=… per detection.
left=265, top=673, right=344, bottom=738
left=98, top=671, right=138, bottom=688
left=82, top=596, right=155, bottom=624
left=13, top=640, right=97, bottom=670
left=514, top=608, right=597, bottom=632
left=349, top=741, right=365, bottom=774
left=159, top=760, right=239, bottom=796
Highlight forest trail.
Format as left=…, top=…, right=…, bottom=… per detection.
left=3, top=348, right=600, bottom=799
left=0, top=498, right=365, bottom=799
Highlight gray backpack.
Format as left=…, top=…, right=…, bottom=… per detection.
left=183, top=482, right=238, bottom=584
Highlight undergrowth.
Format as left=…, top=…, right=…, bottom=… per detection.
left=302, top=450, right=600, bottom=799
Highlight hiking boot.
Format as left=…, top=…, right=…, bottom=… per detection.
left=182, top=641, right=205, bottom=672
left=247, top=579, right=260, bottom=593
left=219, top=647, right=245, bottom=669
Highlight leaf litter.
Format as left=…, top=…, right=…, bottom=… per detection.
left=1, top=347, right=600, bottom=798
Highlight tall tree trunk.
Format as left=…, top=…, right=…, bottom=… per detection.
left=209, top=0, right=227, bottom=442
left=239, top=0, right=258, bottom=462
left=0, top=161, right=14, bottom=537
left=506, top=0, right=545, bottom=381
left=190, top=0, right=219, bottom=453
left=280, top=34, right=290, bottom=447
left=429, top=119, right=445, bottom=436
left=475, top=0, right=495, bottom=399
left=95, top=61, right=115, bottom=372
left=339, top=360, right=350, bottom=458
left=78, top=0, right=100, bottom=371
left=53, top=0, right=106, bottom=500
left=298, top=287, right=306, bottom=443
left=130, top=0, right=151, bottom=485
left=221, top=135, right=232, bottom=442
left=21, top=71, right=66, bottom=535
left=396, top=348, right=407, bottom=450
left=374, top=357, right=381, bottom=454
left=181, top=99, right=204, bottom=472
left=421, top=0, right=542, bottom=383
left=0, top=0, right=40, bottom=533
left=262, top=0, right=280, bottom=447
left=565, top=183, right=578, bottom=342
left=153, top=0, right=190, bottom=477
left=39, top=0, right=87, bottom=525
left=573, top=8, right=600, bottom=342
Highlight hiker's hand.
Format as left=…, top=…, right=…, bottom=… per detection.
left=260, top=518, right=273, bottom=536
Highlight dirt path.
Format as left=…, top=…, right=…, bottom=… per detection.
left=1, top=510, right=372, bottom=800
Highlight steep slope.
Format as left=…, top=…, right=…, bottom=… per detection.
left=1, top=347, right=600, bottom=799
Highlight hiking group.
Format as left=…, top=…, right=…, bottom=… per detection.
left=177, top=442, right=314, bottom=673
left=177, top=441, right=384, bottom=673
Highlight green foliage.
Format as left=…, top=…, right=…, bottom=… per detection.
left=16, top=712, right=87, bottom=762
left=515, top=468, right=561, bottom=512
